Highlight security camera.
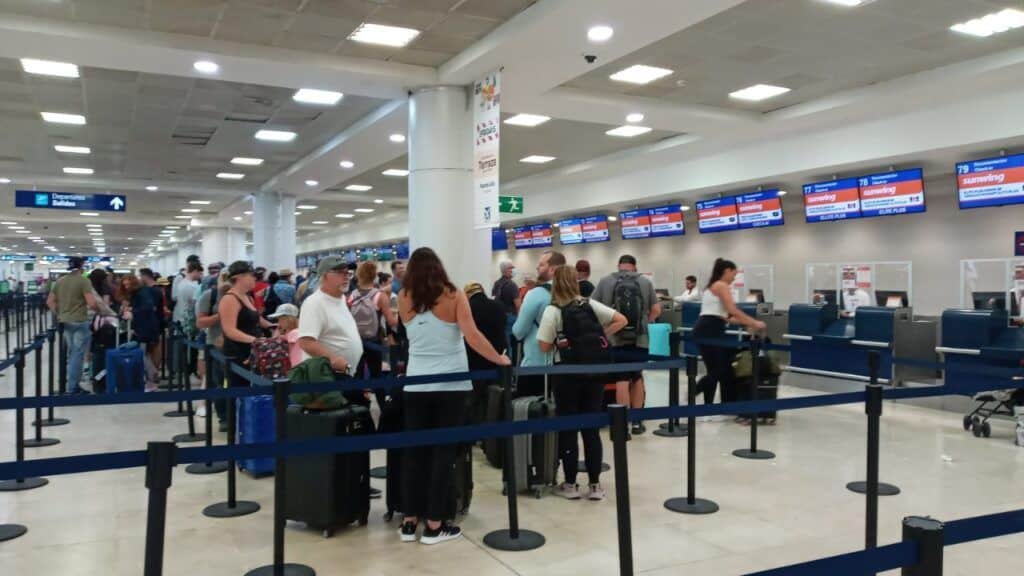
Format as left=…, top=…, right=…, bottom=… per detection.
left=584, top=54, right=597, bottom=64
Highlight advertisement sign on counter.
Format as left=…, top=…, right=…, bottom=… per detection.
left=858, top=168, right=926, bottom=218
left=957, top=153, right=1024, bottom=210
left=803, top=179, right=861, bottom=222
left=696, top=198, right=738, bottom=233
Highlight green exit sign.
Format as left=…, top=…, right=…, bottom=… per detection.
left=499, top=195, right=523, bottom=214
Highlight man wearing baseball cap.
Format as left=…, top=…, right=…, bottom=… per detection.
left=297, top=256, right=363, bottom=379
left=47, top=256, right=98, bottom=394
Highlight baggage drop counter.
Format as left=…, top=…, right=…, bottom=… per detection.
left=938, top=308, right=1024, bottom=396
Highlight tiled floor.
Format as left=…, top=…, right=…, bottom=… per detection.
left=1, top=349, right=1023, bottom=575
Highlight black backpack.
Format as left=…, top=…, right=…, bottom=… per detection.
left=263, top=285, right=282, bottom=318
left=557, top=299, right=611, bottom=365
left=612, top=273, right=643, bottom=344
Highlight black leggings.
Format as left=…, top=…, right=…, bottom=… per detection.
left=401, top=390, right=469, bottom=521
left=553, top=375, right=605, bottom=485
left=694, top=316, right=737, bottom=405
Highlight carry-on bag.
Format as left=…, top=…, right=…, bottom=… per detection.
left=483, top=384, right=505, bottom=468
left=236, top=393, right=275, bottom=477
left=510, top=394, right=558, bottom=497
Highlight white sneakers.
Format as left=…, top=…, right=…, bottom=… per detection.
left=555, top=482, right=605, bottom=501
left=1014, top=406, right=1024, bottom=447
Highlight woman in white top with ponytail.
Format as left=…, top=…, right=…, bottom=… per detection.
left=692, top=259, right=766, bottom=408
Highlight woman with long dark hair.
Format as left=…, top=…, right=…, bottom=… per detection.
left=397, top=247, right=510, bottom=545
left=693, top=258, right=766, bottom=412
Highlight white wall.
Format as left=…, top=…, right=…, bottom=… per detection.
left=493, top=179, right=1024, bottom=316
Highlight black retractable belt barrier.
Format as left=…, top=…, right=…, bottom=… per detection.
left=17, top=296, right=24, bottom=350
left=186, top=344, right=228, bottom=475
left=654, top=332, right=688, bottom=438
left=57, top=322, right=67, bottom=395
left=609, top=405, right=634, bottom=576
left=244, top=378, right=315, bottom=576
left=24, top=340, right=59, bottom=448
left=848, top=351, right=901, bottom=499
left=733, top=338, right=776, bottom=460
left=901, top=516, right=944, bottom=576
left=160, top=322, right=168, bottom=386
left=36, top=328, right=68, bottom=427
left=173, top=336, right=204, bottom=443
left=203, top=353, right=260, bottom=519
left=164, top=330, right=192, bottom=418
left=665, top=355, right=719, bottom=515
left=4, top=295, right=11, bottom=359
left=143, top=442, right=176, bottom=576
left=0, top=349, right=48, bottom=491
left=483, top=365, right=545, bottom=552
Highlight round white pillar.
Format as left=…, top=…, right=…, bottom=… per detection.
left=408, top=86, right=489, bottom=286
left=253, top=193, right=296, bottom=272
left=201, top=228, right=228, bottom=266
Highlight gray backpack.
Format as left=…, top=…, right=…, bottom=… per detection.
left=349, top=288, right=381, bottom=340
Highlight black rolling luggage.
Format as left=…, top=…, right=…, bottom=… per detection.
left=483, top=384, right=505, bottom=469
left=284, top=405, right=372, bottom=537
left=451, top=443, right=473, bottom=516
left=378, top=388, right=403, bottom=521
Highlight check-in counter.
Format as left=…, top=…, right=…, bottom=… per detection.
left=938, top=309, right=1024, bottom=394
left=784, top=305, right=937, bottom=385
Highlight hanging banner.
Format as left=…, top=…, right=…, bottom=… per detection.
left=473, top=70, right=501, bottom=230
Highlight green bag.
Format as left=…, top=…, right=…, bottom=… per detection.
left=732, top=349, right=782, bottom=380
left=288, top=356, right=347, bottom=410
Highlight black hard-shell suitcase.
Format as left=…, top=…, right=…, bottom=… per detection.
left=284, top=405, right=372, bottom=537
left=483, top=384, right=504, bottom=469
left=451, top=444, right=473, bottom=516
left=378, top=389, right=403, bottom=521
left=736, top=374, right=779, bottom=419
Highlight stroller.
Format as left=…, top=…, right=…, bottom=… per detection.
left=962, top=389, right=1019, bottom=438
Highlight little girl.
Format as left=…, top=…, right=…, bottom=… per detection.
left=267, top=304, right=302, bottom=368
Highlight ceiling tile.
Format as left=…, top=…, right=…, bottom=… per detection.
left=149, top=0, right=223, bottom=37
left=214, top=3, right=292, bottom=45
left=286, top=12, right=361, bottom=39
left=368, top=5, right=446, bottom=30
left=428, top=13, right=500, bottom=39
left=387, top=49, right=453, bottom=67
left=453, top=0, right=535, bottom=21
left=409, top=31, right=472, bottom=54
left=304, top=0, right=380, bottom=20
left=276, top=33, right=340, bottom=53
left=0, top=0, right=73, bottom=19
left=73, top=0, right=147, bottom=28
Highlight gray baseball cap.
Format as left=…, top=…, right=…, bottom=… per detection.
left=316, top=256, right=348, bottom=276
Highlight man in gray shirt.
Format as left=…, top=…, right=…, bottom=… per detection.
left=196, top=272, right=228, bottom=429
left=593, top=254, right=661, bottom=436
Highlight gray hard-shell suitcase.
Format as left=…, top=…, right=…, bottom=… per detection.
left=510, top=394, right=558, bottom=498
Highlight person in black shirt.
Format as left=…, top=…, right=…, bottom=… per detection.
left=491, top=261, right=519, bottom=316
left=465, top=282, right=507, bottom=424
left=576, top=259, right=595, bottom=298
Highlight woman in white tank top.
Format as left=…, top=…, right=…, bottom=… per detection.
left=396, top=248, right=510, bottom=545
left=692, top=259, right=767, bottom=409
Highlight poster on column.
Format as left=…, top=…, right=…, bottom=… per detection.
left=473, top=70, right=501, bottom=230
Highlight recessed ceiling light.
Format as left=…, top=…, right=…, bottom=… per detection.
left=89, top=232, right=103, bottom=236
left=62, top=167, right=93, bottom=175
left=233, top=216, right=242, bottom=221
left=680, top=205, right=691, bottom=212
left=339, top=160, right=355, bottom=169
left=504, top=114, right=551, bottom=127
left=80, top=212, right=98, bottom=217
left=54, top=145, right=91, bottom=154
left=293, top=89, right=344, bottom=106
left=950, top=8, right=1024, bottom=37
left=243, top=210, right=253, bottom=215
left=520, top=155, right=556, bottom=164
left=217, top=172, right=245, bottom=180
left=587, top=25, right=614, bottom=43
left=0, top=178, right=10, bottom=184
left=354, top=208, right=374, bottom=213
left=41, top=112, right=86, bottom=125
left=312, top=220, right=328, bottom=225
left=348, top=22, right=421, bottom=47
left=293, top=211, right=302, bottom=216
left=345, top=184, right=373, bottom=192
left=127, top=237, right=134, bottom=240
left=821, top=0, right=865, bottom=5
left=15, top=230, right=30, bottom=234
left=389, top=133, right=406, bottom=144
left=193, top=60, right=219, bottom=74
left=86, top=224, right=102, bottom=228
left=729, top=84, right=791, bottom=101
left=0, top=222, right=15, bottom=225
left=27, top=236, right=41, bottom=240
left=189, top=200, right=212, bottom=205
left=255, top=130, right=297, bottom=143
left=21, top=58, right=80, bottom=78
left=335, top=213, right=354, bottom=219
left=181, top=208, right=201, bottom=213
left=145, top=185, right=159, bottom=191
left=374, top=199, right=384, bottom=204
left=606, top=125, right=653, bottom=137
left=297, top=205, right=317, bottom=210
left=230, top=157, right=264, bottom=167
left=609, top=64, right=673, bottom=85
left=381, top=169, right=409, bottom=177
left=626, top=113, right=645, bottom=123
left=304, top=180, right=319, bottom=187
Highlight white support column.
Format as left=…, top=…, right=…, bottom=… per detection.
left=408, top=86, right=489, bottom=286
left=201, top=227, right=248, bottom=266
left=253, top=193, right=296, bottom=272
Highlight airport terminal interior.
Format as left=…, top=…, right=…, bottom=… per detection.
left=1, top=0, right=1024, bottom=574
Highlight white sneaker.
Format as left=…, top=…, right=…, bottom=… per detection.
left=189, top=374, right=203, bottom=387
left=586, top=484, right=606, bottom=501
left=554, top=482, right=581, bottom=500
left=196, top=405, right=207, bottom=418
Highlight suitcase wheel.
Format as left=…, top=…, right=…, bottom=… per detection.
left=321, top=529, right=334, bottom=539
left=533, top=488, right=542, bottom=500
left=359, top=513, right=369, bottom=526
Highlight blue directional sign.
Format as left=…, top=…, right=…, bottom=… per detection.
left=15, top=190, right=127, bottom=212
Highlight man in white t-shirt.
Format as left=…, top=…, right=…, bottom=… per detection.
left=673, top=275, right=701, bottom=304
left=842, top=287, right=874, bottom=317
left=297, top=256, right=364, bottom=376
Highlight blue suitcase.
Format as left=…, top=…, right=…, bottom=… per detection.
left=237, top=394, right=275, bottom=477
left=105, top=343, right=146, bottom=393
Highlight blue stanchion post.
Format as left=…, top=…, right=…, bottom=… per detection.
left=665, top=355, right=719, bottom=515
left=654, top=332, right=687, bottom=438
left=173, top=338, right=204, bottom=443
left=848, top=351, right=901, bottom=499
left=143, top=441, right=176, bottom=576
left=0, top=349, right=48, bottom=492
left=733, top=338, right=775, bottom=460
left=609, top=405, right=634, bottom=576
left=24, top=338, right=59, bottom=448
left=185, top=343, right=228, bottom=475
left=902, top=516, right=944, bottom=575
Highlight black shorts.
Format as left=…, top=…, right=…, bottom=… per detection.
left=610, top=345, right=644, bottom=383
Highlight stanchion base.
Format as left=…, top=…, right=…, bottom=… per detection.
left=163, top=410, right=193, bottom=418
left=658, top=421, right=687, bottom=431
left=185, top=462, right=229, bottom=475
left=0, top=524, right=28, bottom=542
left=664, top=497, right=720, bottom=515
left=732, top=448, right=776, bottom=460
left=23, top=438, right=60, bottom=448
left=172, top=433, right=207, bottom=444
left=245, top=563, right=316, bottom=576
left=846, top=481, right=901, bottom=496
left=653, top=425, right=689, bottom=438
left=369, top=466, right=387, bottom=479
left=577, top=461, right=611, bottom=473
left=0, top=477, right=48, bottom=492
left=34, top=418, right=70, bottom=427
left=483, top=529, right=545, bottom=551
left=203, top=501, right=260, bottom=518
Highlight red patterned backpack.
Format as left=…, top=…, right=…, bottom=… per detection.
left=250, top=337, right=292, bottom=380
